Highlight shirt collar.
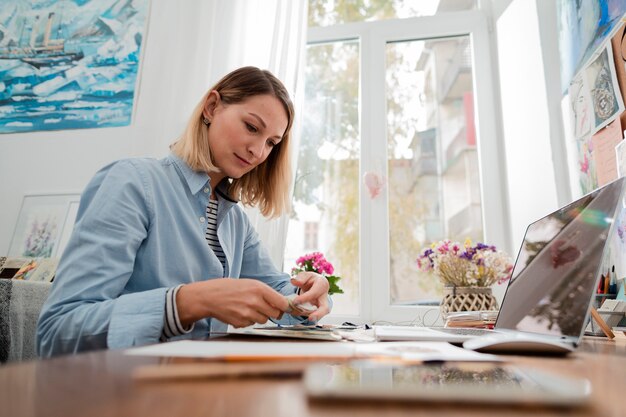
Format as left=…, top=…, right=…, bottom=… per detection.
left=168, top=153, right=210, bottom=195
left=167, top=153, right=238, bottom=203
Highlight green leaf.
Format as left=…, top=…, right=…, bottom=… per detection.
left=326, top=275, right=344, bottom=295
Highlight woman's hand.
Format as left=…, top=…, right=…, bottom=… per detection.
left=290, top=271, right=331, bottom=322
left=176, top=278, right=290, bottom=328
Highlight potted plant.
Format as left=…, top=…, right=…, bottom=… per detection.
left=416, top=239, right=513, bottom=318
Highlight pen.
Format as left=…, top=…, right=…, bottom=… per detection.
left=609, top=266, right=617, bottom=294
left=598, top=273, right=605, bottom=294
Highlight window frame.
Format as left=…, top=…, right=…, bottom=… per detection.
left=307, top=11, right=509, bottom=325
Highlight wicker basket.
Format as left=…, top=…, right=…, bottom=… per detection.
left=440, top=286, right=498, bottom=319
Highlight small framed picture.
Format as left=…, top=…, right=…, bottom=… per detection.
left=8, top=193, right=81, bottom=258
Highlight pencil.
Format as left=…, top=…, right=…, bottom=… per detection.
left=132, top=361, right=308, bottom=381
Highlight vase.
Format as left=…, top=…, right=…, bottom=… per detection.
left=440, top=286, right=498, bottom=319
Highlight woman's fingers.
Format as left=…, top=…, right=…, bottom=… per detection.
left=258, top=284, right=290, bottom=313
left=293, top=273, right=329, bottom=304
left=306, top=296, right=330, bottom=322
left=239, top=307, right=271, bottom=327
left=234, top=283, right=288, bottom=324
left=287, top=272, right=332, bottom=321
left=186, top=278, right=290, bottom=328
left=307, top=306, right=329, bottom=322
left=255, top=299, right=284, bottom=321
left=178, top=277, right=330, bottom=328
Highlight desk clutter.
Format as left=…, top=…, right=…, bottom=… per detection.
left=0, top=256, right=58, bottom=282
left=0, top=257, right=55, bottom=363
left=585, top=299, right=626, bottom=338
left=126, top=338, right=592, bottom=407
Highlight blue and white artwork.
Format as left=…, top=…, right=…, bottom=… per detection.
left=0, top=0, right=149, bottom=133
left=557, top=0, right=626, bottom=94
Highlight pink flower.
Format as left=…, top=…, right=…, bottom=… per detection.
left=293, top=251, right=343, bottom=295
left=295, top=252, right=335, bottom=275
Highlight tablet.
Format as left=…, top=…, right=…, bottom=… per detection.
left=304, top=361, right=591, bottom=407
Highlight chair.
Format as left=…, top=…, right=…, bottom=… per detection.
left=0, top=279, right=51, bottom=363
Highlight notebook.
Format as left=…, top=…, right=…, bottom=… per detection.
left=375, top=176, right=626, bottom=354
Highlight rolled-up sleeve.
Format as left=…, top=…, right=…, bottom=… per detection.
left=37, top=160, right=166, bottom=357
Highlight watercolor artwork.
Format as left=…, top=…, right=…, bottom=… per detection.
left=575, top=135, right=598, bottom=195
left=0, top=0, right=149, bottom=133
left=586, top=47, right=624, bottom=132
left=569, top=45, right=624, bottom=139
left=557, top=0, right=626, bottom=93
left=9, top=193, right=80, bottom=258
left=569, top=74, right=593, bottom=138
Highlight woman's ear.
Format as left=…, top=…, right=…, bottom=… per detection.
left=202, top=90, right=221, bottom=121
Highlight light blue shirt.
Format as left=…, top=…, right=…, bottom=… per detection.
left=37, top=153, right=310, bottom=357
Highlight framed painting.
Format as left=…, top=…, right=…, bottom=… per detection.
left=557, top=0, right=626, bottom=93
left=0, top=0, right=150, bottom=133
left=8, top=193, right=81, bottom=258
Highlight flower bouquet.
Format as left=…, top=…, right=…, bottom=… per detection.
left=416, top=239, right=513, bottom=287
left=291, top=252, right=344, bottom=295
left=417, top=239, right=513, bottom=317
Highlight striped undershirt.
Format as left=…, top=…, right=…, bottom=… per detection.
left=205, top=198, right=226, bottom=271
left=160, top=284, right=190, bottom=340
left=160, top=198, right=226, bottom=341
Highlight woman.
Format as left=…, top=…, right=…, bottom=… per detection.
left=37, top=67, right=331, bottom=357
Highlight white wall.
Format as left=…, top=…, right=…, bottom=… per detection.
left=495, top=0, right=560, bottom=250
left=0, top=1, right=220, bottom=254
left=1, top=0, right=568, bottom=264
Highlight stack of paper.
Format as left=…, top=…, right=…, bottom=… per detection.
left=444, top=311, right=498, bottom=328
left=227, top=324, right=343, bottom=341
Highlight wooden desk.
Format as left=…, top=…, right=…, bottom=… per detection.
left=2, top=335, right=625, bottom=417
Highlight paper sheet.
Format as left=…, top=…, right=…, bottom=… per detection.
left=126, top=340, right=355, bottom=359
left=591, top=118, right=623, bottom=185
left=125, top=340, right=499, bottom=362
left=354, top=341, right=500, bottom=363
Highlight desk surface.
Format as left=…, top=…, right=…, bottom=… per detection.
left=2, top=335, right=625, bottom=417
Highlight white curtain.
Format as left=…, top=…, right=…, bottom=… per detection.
left=137, top=0, right=225, bottom=156
left=203, top=0, right=309, bottom=269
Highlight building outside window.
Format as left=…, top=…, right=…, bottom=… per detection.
left=284, top=0, right=507, bottom=323
left=304, top=221, right=319, bottom=250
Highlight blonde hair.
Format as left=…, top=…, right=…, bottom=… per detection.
left=171, top=66, right=294, bottom=218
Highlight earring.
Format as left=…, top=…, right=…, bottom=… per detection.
left=202, top=117, right=210, bottom=126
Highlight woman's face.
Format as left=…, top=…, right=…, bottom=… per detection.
left=203, top=92, right=288, bottom=184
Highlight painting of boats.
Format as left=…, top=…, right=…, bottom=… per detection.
left=0, top=0, right=149, bottom=133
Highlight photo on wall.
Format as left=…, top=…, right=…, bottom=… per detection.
left=0, top=0, right=150, bottom=133
left=8, top=193, right=81, bottom=258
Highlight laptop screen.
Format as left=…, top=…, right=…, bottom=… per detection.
left=495, top=177, right=625, bottom=338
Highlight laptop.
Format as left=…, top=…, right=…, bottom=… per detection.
left=375, top=176, right=626, bottom=354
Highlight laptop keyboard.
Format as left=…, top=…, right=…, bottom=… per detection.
left=436, top=328, right=494, bottom=336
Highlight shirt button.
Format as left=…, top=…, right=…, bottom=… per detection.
left=203, top=187, right=210, bottom=193
left=199, top=217, right=205, bottom=223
